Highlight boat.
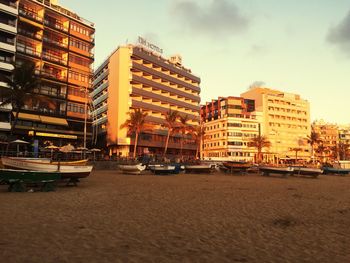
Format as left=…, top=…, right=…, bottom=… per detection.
left=184, top=164, right=213, bottom=174
left=0, top=168, right=61, bottom=192
left=222, top=161, right=251, bottom=174
left=150, top=164, right=181, bottom=175
left=322, top=166, right=350, bottom=176
left=1, top=157, right=93, bottom=179
left=7, top=157, right=88, bottom=166
left=291, top=167, right=323, bottom=178
left=119, top=164, right=146, bottom=175
left=259, top=166, right=294, bottom=177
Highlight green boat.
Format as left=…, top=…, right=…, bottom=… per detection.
left=0, top=169, right=61, bottom=192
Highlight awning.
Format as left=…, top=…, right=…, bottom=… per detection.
left=40, top=116, right=68, bottom=126
left=18, top=112, right=41, bottom=121
left=0, top=122, right=11, bottom=131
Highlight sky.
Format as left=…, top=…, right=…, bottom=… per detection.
left=60, top=0, right=350, bottom=124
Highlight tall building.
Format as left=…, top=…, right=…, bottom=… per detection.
left=312, top=120, right=340, bottom=162
left=0, top=0, right=18, bottom=135
left=200, top=96, right=261, bottom=162
left=12, top=0, right=95, bottom=147
left=92, top=42, right=201, bottom=157
left=241, top=87, right=311, bottom=163
left=338, top=124, right=350, bottom=160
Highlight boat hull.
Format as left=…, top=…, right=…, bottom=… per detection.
left=322, top=167, right=350, bottom=175
left=1, top=157, right=93, bottom=179
left=260, top=167, right=294, bottom=176
left=292, top=167, right=323, bottom=177
left=119, top=164, right=146, bottom=175
left=185, top=165, right=213, bottom=174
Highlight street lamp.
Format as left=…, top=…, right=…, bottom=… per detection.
left=81, top=86, right=88, bottom=159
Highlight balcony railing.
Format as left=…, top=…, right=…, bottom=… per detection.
left=19, top=5, right=43, bottom=23
left=43, top=36, right=67, bottom=48
left=18, top=28, right=42, bottom=40
left=42, top=52, right=67, bottom=65
left=41, top=69, right=67, bottom=81
left=16, top=43, right=41, bottom=57
left=44, top=19, right=68, bottom=32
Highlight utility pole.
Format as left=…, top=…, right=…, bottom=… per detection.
left=83, top=86, right=88, bottom=159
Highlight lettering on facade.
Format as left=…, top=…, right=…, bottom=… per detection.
left=31, top=131, right=78, bottom=139
left=137, top=36, right=163, bottom=54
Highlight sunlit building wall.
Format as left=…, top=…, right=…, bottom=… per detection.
left=92, top=44, right=201, bottom=157
left=241, top=87, right=311, bottom=162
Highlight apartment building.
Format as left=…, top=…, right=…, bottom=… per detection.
left=312, top=120, right=339, bottom=161
left=241, top=87, right=311, bottom=162
left=200, top=96, right=261, bottom=162
left=0, top=0, right=18, bottom=135
left=92, top=43, right=201, bottom=157
left=13, top=0, right=94, bottom=146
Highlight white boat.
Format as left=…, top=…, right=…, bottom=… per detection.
left=292, top=167, right=323, bottom=177
left=259, top=166, right=294, bottom=177
left=119, top=164, right=146, bottom=175
left=9, top=157, right=88, bottom=165
left=185, top=165, right=213, bottom=174
left=1, top=157, right=93, bottom=179
left=150, top=165, right=180, bottom=175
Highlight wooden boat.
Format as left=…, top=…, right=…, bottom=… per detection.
left=0, top=168, right=61, bottom=192
left=119, top=164, right=146, bottom=175
left=1, top=157, right=93, bottom=179
left=184, top=165, right=213, bottom=174
left=259, top=166, right=294, bottom=177
left=322, top=166, right=350, bottom=175
left=150, top=165, right=181, bottom=175
left=9, top=157, right=88, bottom=166
left=292, top=167, right=323, bottom=178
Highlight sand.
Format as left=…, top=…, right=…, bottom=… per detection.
left=0, top=171, right=350, bottom=263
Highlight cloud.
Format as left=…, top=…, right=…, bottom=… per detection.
left=327, top=10, right=350, bottom=55
left=170, top=0, right=249, bottom=38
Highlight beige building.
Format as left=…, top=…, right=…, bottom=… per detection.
left=241, top=87, right=311, bottom=163
left=92, top=41, right=201, bottom=157
left=312, top=120, right=339, bottom=161
left=200, top=96, right=261, bottom=162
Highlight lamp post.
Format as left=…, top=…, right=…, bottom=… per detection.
left=81, top=86, right=88, bottom=159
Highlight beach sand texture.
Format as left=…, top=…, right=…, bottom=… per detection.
left=1, top=171, right=350, bottom=263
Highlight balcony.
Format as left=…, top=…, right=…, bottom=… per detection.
left=91, top=80, right=109, bottom=98
left=42, top=52, right=67, bottom=66
left=93, top=115, right=107, bottom=126
left=0, top=41, right=15, bottom=53
left=0, top=61, right=14, bottom=72
left=0, top=20, right=16, bottom=34
left=16, top=43, right=41, bottom=58
left=93, top=93, right=108, bottom=107
left=0, top=122, right=11, bottom=131
left=92, top=104, right=108, bottom=117
left=44, top=19, right=68, bottom=33
left=0, top=102, right=12, bottom=111
left=92, top=69, right=109, bottom=86
left=19, top=5, right=43, bottom=23
left=43, top=35, right=67, bottom=49
left=41, top=69, right=67, bottom=82
left=0, top=2, right=18, bottom=17
left=18, top=28, right=42, bottom=41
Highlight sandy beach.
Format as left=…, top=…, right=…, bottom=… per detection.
left=0, top=171, right=350, bottom=262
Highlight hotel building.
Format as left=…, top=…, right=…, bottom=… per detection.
left=200, top=96, right=261, bottom=162
left=241, top=87, right=311, bottom=162
left=92, top=43, right=201, bottom=157
left=0, top=0, right=18, bottom=135
left=312, top=120, right=339, bottom=161
left=12, top=0, right=95, bottom=146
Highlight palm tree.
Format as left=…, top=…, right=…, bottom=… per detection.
left=0, top=61, right=39, bottom=133
left=306, top=131, right=321, bottom=161
left=291, top=147, right=302, bottom=163
left=315, top=144, right=327, bottom=163
left=249, top=135, right=271, bottom=163
left=178, top=114, right=191, bottom=159
left=192, top=123, right=206, bottom=159
left=162, top=109, right=179, bottom=156
left=120, top=109, right=148, bottom=159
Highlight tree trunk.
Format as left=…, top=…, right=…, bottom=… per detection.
left=180, top=134, right=184, bottom=160
left=163, top=129, right=171, bottom=156
left=11, top=109, right=20, bottom=135
left=133, top=132, right=139, bottom=159
left=195, top=141, right=199, bottom=159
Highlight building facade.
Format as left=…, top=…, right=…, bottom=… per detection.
left=241, top=87, right=311, bottom=163
left=312, top=120, right=339, bottom=162
left=200, top=96, right=261, bottom=162
left=0, top=0, right=18, bottom=136
left=92, top=44, right=201, bottom=157
left=11, top=0, right=95, bottom=147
